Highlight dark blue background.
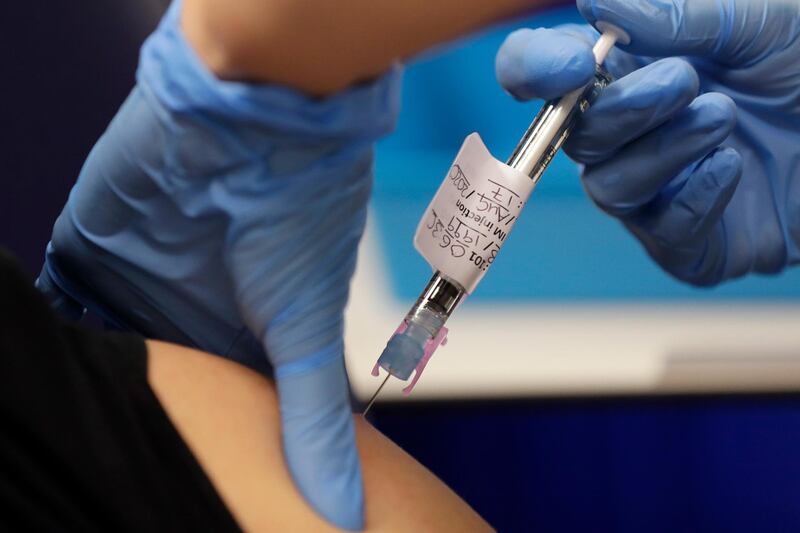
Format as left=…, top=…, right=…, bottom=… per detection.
left=372, top=396, right=800, bottom=532
left=1, top=0, right=168, bottom=274
left=2, top=3, right=799, bottom=532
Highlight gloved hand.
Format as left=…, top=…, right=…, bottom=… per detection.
left=496, top=0, right=800, bottom=285
left=37, top=1, right=400, bottom=529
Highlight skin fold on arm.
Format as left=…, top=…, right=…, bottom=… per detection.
left=146, top=340, right=493, bottom=532
left=182, top=0, right=562, bottom=95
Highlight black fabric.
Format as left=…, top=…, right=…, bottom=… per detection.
left=0, top=248, right=241, bottom=532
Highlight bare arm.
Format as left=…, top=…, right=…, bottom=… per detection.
left=146, top=340, right=493, bottom=532
left=182, top=0, right=560, bottom=95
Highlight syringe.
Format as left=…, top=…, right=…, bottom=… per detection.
left=364, top=24, right=630, bottom=414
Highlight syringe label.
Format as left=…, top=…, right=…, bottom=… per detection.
left=414, top=133, right=535, bottom=293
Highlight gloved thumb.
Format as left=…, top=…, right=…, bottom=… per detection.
left=577, top=0, right=793, bottom=66
left=496, top=27, right=597, bottom=101
left=275, top=344, right=364, bottom=530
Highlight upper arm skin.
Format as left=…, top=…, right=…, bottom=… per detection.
left=182, top=0, right=555, bottom=95
left=145, top=340, right=493, bottom=532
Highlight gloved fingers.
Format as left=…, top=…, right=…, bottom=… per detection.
left=576, top=0, right=784, bottom=66
left=565, top=57, right=699, bottom=165
left=582, top=92, right=737, bottom=218
left=626, top=147, right=742, bottom=286
left=495, top=24, right=646, bottom=102
left=275, top=346, right=364, bottom=530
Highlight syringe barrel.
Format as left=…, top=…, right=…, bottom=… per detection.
left=380, top=68, right=612, bottom=381
left=508, top=67, right=611, bottom=181
left=412, top=69, right=612, bottom=319
left=413, top=273, right=465, bottom=317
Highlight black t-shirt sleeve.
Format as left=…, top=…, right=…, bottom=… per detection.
left=0, top=249, right=241, bottom=532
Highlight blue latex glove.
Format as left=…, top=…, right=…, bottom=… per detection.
left=496, top=0, right=800, bottom=286
left=37, top=1, right=400, bottom=529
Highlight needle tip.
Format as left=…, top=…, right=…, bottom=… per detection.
left=362, top=374, right=391, bottom=417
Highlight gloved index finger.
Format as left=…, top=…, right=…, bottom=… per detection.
left=581, top=92, right=738, bottom=217
left=565, top=57, right=700, bottom=165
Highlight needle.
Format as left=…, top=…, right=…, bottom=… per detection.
left=362, top=374, right=391, bottom=417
